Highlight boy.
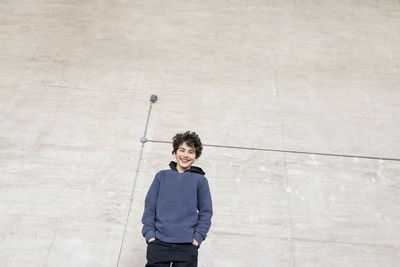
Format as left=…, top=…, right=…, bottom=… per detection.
left=141, top=131, right=213, bottom=267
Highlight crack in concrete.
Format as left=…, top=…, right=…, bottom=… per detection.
left=43, top=229, right=57, bottom=267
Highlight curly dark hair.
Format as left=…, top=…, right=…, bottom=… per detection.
left=172, top=131, right=203, bottom=159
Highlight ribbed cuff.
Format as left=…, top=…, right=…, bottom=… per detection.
left=193, top=232, right=204, bottom=246
left=144, top=231, right=155, bottom=242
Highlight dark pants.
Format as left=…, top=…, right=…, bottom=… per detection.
left=145, top=239, right=198, bottom=267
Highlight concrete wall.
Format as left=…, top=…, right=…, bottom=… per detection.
left=1, top=0, right=400, bottom=266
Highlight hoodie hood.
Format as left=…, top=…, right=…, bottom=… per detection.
left=169, top=161, right=205, bottom=175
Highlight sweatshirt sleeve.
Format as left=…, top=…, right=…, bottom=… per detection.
left=193, top=177, right=213, bottom=245
left=141, top=172, right=160, bottom=241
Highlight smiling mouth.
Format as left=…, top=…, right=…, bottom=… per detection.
left=180, top=159, right=190, bottom=164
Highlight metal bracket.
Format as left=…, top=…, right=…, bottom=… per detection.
left=150, top=94, right=158, bottom=103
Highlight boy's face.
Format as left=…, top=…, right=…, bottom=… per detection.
left=173, top=142, right=197, bottom=172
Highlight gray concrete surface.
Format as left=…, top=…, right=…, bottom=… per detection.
left=1, top=0, right=400, bottom=266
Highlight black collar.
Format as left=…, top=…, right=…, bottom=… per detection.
left=169, top=161, right=205, bottom=175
